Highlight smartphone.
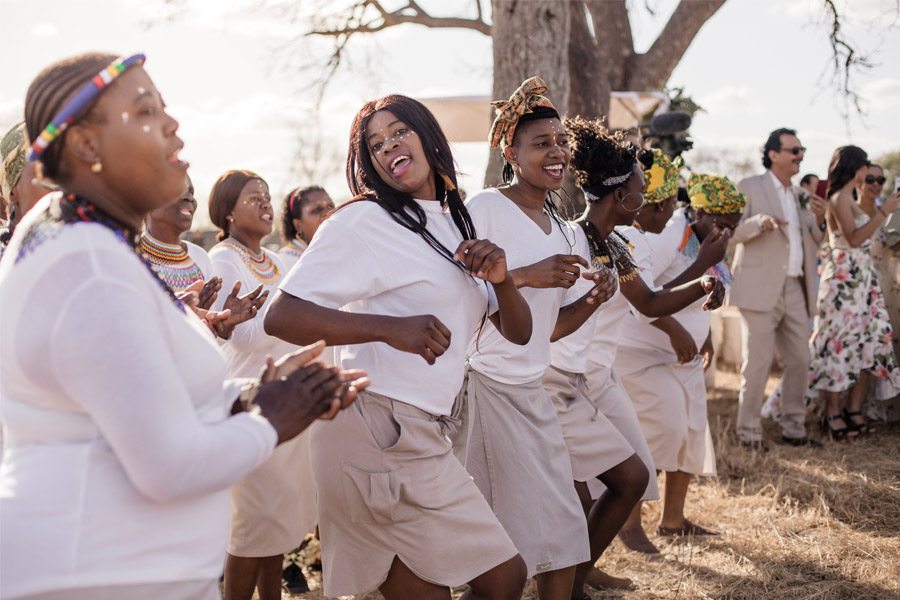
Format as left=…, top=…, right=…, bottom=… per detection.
left=815, top=179, right=829, bottom=199
left=895, top=176, right=900, bottom=193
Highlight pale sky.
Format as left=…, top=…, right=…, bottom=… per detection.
left=2, top=0, right=898, bottom=229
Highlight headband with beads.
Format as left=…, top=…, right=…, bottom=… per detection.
left=30, top=53, right=147, bottom=161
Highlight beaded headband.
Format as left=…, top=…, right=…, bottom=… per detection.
left=601, top=171, right=632, bottom=186
left=29, top=53, right=147, bottom=161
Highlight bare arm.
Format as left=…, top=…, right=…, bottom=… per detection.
left=830, top=189, right=898, bottom=248
left=550, top=268, right=618, bottom=342
left=622, top=275, right=724, bottom=318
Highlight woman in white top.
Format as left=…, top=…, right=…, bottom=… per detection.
left=266, top=95, right=533, bottom=600
left=551, top=123, right=725, bottom=594
left=614, top=173, right=744, bottom=545
left=205, top=169, right=318, bottom=600
left=457, top=78, right=617, bottom=600
left=278, top=185, right=334, bottom=272
left=0, top=51, right=364, bottom=600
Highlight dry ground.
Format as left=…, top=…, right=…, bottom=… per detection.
left=281, top=370, right=900, bottom=600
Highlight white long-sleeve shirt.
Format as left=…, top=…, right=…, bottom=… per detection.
left=0, top=214, right=276, bottom=599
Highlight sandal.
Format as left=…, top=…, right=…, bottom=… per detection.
left=657, top=519, right=719, bottom=538
left=843, top=409, right=875, bottom=435
left=822, top=414, right=858, bottom=441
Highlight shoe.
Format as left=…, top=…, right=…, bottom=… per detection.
left=778, top=435, right=823, bottom=448
left=821, top=414, right=858, bottom=441
left=282, top=563, right=309, bottom=594
left=657, top=519, right=720, bottom=538
left=843, top=409, right=875, bottom=435
left=585, top=568, right=634, bottom=591
left=739, top=439, right=769, bottom=452
left=617, top=526, right=662, bottom=557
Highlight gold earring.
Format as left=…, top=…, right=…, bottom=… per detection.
left=91, top=161, right=103, bottom=174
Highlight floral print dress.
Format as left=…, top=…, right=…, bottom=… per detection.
left=809, top=212, right=900, bottom=400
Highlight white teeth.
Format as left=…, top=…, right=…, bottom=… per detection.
left=390, top=155, right=409, bottom=170
left=544, top=164, right=563, bottom=175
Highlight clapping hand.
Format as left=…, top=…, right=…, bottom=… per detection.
left=697, top=227, right=730, bottom=269
left=518, top=254, right=590, bottom=289
left=213, top=282, right=269, bottom=340
left=582, top=265, right=618, bottom=305
left=700, top=276, right=725, bottom=311
left=454, top=239, right=510, bottom=284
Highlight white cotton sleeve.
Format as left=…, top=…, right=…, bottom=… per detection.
left=279, top=214, right=388, bottom=307
left=50, top=277, right=277, bottom=504
left=212, top=257, right=274, bottom=355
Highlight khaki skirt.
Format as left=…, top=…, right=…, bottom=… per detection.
left=583, top=362, right=660, bottom=501
left=613, top=348, right=716, bottom=477
left=543, top=365, right=635, bottom=490
left=453, top=369, right=590, bottom=578
left=228, top=430, right=317, bottom=557
left=311, top=391, right=518, bottom=598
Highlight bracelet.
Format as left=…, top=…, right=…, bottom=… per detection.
left=239, top=381, right=260, bottom=409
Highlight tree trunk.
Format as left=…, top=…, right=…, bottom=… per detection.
left=484, top=0, right=572, bottom=187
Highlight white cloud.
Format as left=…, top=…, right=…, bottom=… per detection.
left=860, top=78, right=900, bottom=113
left=29, top=23, right=59, bottom=37
left=771, top=0, right=895, bottom=21
left=699, top=86, right=763, bottom=116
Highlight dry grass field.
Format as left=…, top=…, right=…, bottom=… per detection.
left=282, top=370, right=900, bottom=600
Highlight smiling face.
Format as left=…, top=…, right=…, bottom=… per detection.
left=506, top=116, right=570, bottom=191
left=768, top=133, right=804, bottom=178
left=66, top=67, right=188, bottom=215
left=365, top=110, right=435, bottom=200
left=861, top=165, right=884, bottom=199
left=230, top=178, right=273, bottom=241
left=294, top=189, right=334, bottom=242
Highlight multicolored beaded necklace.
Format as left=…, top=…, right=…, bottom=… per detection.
left=16, top=193, right=184, bottom=311
left=139, top=232, right=205, bottom=292
left=281, top=238, right=308, bottom=260
left=221, top=238, right=281, bottom=285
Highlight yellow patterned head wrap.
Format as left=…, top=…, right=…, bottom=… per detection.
left=643, top=149, right=684, bottom=204
left=1, top=122, right=29, bottom=202
left=688, top=173, right=747, bottom=215
left=489, top=76, right=558, bottom=149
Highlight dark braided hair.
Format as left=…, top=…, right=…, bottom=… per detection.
left=564, top=116, right=649, bottom=200
left=346, top=95, right=475, bottom=269
left=24, top=52, right=118, bottom=182
left=280, top=185, right=326, bottom=243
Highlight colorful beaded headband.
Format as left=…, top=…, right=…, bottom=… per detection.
left=29, top=53, right=146, bottom=161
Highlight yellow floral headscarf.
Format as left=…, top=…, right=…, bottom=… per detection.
left=488, top=76, right=558, bottom=149
left=1, top=122, right=28, bottom=202
left=688, top=173, right=747, bottom=215
left=643, top=149, right=684, bottom=204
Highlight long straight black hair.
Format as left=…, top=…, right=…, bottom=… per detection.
left=346, top=95, right=475, bottom=269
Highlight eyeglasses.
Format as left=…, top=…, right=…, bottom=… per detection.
left=865, top=175, right=886, bottom=185
left=780, top=146, right=806, bottom=155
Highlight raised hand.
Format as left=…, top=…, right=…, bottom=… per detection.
left=758, top=214, right=788, bottom=233
left=211, top=282, right=269, bottom=339
left=700, top=276, right=725, bottom=311
left=515, top=254, right=590, bottom=289
left=808, top=194, right=828, bottom=219
left=697, top=226, right=730, bottom=270
left=383, top=314, right=452, bottom=365
left=882, top=191, right=900, bottom=214
left=454, top=239, right=510, bottom=284
left=197, top=276, right=223, bottom=310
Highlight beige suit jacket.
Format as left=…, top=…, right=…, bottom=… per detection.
left=728, top=172, right=824, bottom=317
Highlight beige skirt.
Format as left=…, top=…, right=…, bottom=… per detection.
left=311, top=391, right=518, bottom=598
left=229, top=429, right=317, bottom=556
left=453, top=369, right=590, bottom=578
left=613, top=348, right=716, bottom=476
left=543, top=365, right=635, bottom=488
left=16, top=580, right=218, bottom=600
left=583, top=362, right=661, bottom=501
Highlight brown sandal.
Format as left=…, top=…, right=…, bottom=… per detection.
left=657, top=519, right=720, bottom=537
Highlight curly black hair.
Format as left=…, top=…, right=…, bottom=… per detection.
left=564, top=116, right=646, bottom=200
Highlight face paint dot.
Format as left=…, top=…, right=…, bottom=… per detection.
left=137, top=87, right=146, bottom=94
left=142, top=125, right=150, bottom=133
left=121, top=112, right=129, bottom=124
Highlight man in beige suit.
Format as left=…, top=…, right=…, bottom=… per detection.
left=730, top=128, right=826, bottom=448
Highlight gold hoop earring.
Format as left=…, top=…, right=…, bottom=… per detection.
left=91, top=161, right=103, bottom=174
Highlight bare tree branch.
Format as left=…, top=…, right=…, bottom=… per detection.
left=628, top=0, right=725, bottom=90
left=821, top=0, right=874, bottom=121
left=308, top=0, right=491, bottom=37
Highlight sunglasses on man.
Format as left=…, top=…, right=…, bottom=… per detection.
left=779, top=146, right=806, bottom=155
left=865, top=175, right=886, bottom=185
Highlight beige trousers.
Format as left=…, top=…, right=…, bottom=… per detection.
left=737, top=276, right=810, bottom=441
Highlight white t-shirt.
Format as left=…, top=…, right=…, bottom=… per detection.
left=210, top=242, right=295, bottom=378
left=466, top=188, right=586, bottom=384
left=186, top=240, right=214, bottom=279
left=0, top=209, right=276, bottom=598
left=618, top=210, right=712, bottom=353
left=279, top=199, right=496, bottom=416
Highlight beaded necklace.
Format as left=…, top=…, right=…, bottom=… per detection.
left=222, top=238, right=281, bottom=285
left=16, top=193, right=184, bottom=311
left=140, top=232, right=205, bottom=292
left=281, top=238, right=307, bottom=259
left=578, top=220, right=640, bottom=282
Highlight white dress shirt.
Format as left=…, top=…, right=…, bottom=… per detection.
left=768, top=170, right=803, bottom=277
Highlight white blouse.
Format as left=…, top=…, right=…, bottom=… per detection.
left=0, top=212, right=276, bottom=598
